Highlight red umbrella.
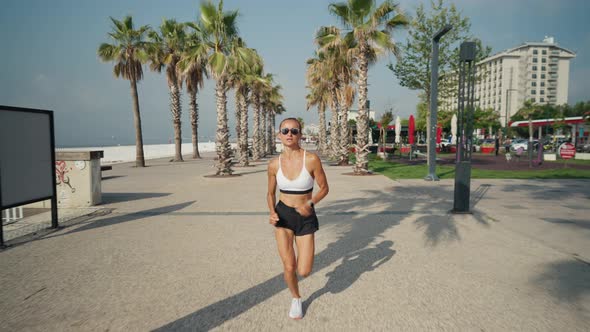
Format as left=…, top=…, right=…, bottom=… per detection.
left=408, top=115, right=415, bottom=144
left=436, top=123, right=442, bottom=144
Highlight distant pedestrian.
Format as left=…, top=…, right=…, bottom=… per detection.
left=267, top=117, right=329, bottom=319
left=495, top=137, right=500, bottom=156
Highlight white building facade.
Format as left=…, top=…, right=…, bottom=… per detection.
left=442, top=37, right=576, bottom=127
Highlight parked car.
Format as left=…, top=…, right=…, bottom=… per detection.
left=577, top=142, right=590, bottom=153
left=510, top=139, right=528, bottom=152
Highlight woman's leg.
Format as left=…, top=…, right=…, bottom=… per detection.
left=295, top=233, right=315, bottom=277
left=275, top=227, right=300, bottom=298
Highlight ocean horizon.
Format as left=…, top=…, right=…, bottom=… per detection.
left=57, top=142, right=222, bottom=165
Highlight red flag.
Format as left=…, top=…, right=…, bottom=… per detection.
left=409, top=115, right=415, bottom=144
left=436, top=123, right=442, bottom=144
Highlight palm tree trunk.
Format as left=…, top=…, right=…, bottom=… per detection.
left=329, top=86, right=340, bottom=160
left=338, top=83, right=350, bottom=166
left=238, top=88, right=250, bottom=166
left=262, top=109, right=268, bottom=156
left=215, top=78, right=232, bottom=175
left=266, top=110, right=273, bottom=155
left=170, top=83, right=183, bottom=162
left=189, top=89, right=201, bottom=159
left=252, top=94, right=261, bottom=160
left=130, top=79, right=145, bottom=167
left=318, top=103, right=327, bottom=156
left=270, top=111, right=277, bottom=154
left=354, top=46, right=370, bottom=174
left=234, top=89, right=242, bottom=162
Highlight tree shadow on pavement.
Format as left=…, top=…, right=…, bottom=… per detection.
left=533, top=259, right=590, bottom=312
left=303, top=240, right=396, bottom=314
left=414, top=214, right=461, bottom=247
left=541, top=218, right=590, bottom=231
left=402, top=183, right=490, bottom=247
left=154, top=189, right=412, bottom=331
left=499, top=181, right=589, bottom=201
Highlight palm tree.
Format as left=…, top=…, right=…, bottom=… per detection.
left=227, top=43, right=262, bottom=166
left=250, top=72, right=271, bottom=160
left=271, top=102, right=286, bottom=154
left=315, top=32, right=358, bottom=165
left=263, top=83, right=284, bottom=155
left=148, top=19, right=187, bottom=162
left=179, top=31, right=208, bottom=159
left=320, top=0, right=408, bottom=174
left=307, top=51, right=341, bottom=159
left=306, top=56, right=333, bottom=156
left=199, top=0, right=257, bottom=175
left=306, top=85, right=330, bottom=156
left=98, top=16, right=150, bottom=167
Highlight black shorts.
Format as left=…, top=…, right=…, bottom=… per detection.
left=275, top=200, right=319, bottom=236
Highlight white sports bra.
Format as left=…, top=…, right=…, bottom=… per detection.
left=277, top=150, right=314, bottom=194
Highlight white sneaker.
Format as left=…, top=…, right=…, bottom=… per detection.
left=289, top=298, right=303, bottom=319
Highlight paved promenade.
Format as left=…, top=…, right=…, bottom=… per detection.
left=1, top=152, right=589, bottom=331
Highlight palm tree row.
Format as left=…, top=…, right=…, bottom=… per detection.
left=98, top=1, right=285, bottom=175
left=306, top=0, right=408, bottom=174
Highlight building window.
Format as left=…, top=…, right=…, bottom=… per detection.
left=532, top=74, right=537, bottom=79
left=540, top=90, right=545, bottom=95
left=532, top=65, right=538, bottom=70
left=533, top=58, right=538, bottom=63
left=533, top=49, right=538, bottom=55
left=531, top=98, right=536, bottom=102
left=540, top=98, right=545, bottom=102
left=541, top=82, right=545, bottom=87
left=542, top=49, right=547, bottom=55
left=542, top=58, right=547, bottom=63
left=541, top=74, right=546, bottom=79
left=532, top=82, right=537, bottom=87
left=531, top=90, right=536, bottom=94
left=542, top=66, right=546, bottom=71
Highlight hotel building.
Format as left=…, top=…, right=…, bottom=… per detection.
left=441, top=37, right=576, bottom=127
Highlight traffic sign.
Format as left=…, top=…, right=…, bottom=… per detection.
left=559, top=142, right=576, bottom=160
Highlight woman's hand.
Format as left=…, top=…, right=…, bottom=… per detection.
left=296, top=203, right=313, bottom=217
left=269, top=211, right=279, bottom=225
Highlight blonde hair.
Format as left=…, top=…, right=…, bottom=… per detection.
left=279, top=117, right=301, bottom=130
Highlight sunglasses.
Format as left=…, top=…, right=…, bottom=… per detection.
left=280, top=128, right=300, bottom=135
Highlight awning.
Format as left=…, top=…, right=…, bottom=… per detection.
left=509, top=116, right=588, bottom=127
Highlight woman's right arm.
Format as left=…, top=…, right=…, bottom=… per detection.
left=267, top=159, right=279, bottom=225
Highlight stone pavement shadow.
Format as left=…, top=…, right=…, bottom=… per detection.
left=154, top=189, right=412, bottom=331
left=533, top=258, right=590, bottom=315
left=42, top=201, right=195, bottom=240
left=101, top=192, right=171, bottom=204
left=303, top=240, right=396, bottom=314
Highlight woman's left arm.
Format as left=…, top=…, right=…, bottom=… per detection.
left=309, top=153, right=329, bottom=206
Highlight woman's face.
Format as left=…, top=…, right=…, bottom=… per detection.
left=278, top=120, right=301, bottom=148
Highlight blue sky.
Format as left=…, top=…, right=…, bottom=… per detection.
left=1, top=0, right=588, bottom=147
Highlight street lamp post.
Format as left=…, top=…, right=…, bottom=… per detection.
left=425, top=24, right=452, bottom=181
left=452, top=41, right=477, bottom=213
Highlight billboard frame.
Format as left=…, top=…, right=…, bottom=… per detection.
left=0, top=105, right=58, bottom=247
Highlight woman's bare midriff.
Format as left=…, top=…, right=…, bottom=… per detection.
left=279, top=192, right=312, bottom=208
